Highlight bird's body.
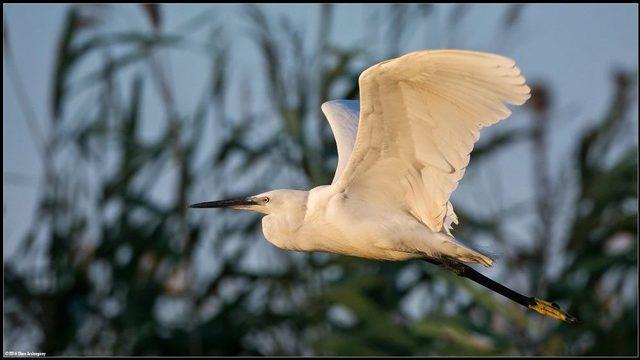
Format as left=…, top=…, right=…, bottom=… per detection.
left=263, top=184, right=421, bottom=260
left=249, top=49, right=529, bottom=266
left=190, top=49, right=578, bottom=323
left=260, top=184, right=491, bottom=264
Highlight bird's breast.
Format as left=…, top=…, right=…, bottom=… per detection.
left=261, top=191, right=421, bottom=261
left=261, top=215, right=297, bottom=251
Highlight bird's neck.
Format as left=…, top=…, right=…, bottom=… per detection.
left=261, top=190, right=309, bottom=250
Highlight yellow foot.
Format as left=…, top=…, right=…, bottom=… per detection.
left=528, top=298, right=577, bottom=324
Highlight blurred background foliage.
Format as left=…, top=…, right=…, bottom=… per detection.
left=3, top=4, right=637, bottom=356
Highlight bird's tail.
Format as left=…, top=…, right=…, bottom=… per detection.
left=432, top=233, right=493, bottom=267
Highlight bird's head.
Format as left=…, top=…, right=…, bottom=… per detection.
left=189, top=189, right=307, bottom=216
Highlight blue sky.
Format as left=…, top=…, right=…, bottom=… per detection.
left=3, top=4, right=638, bottom=259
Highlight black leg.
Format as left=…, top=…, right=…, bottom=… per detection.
left=422, top=257, right=577, bottom=323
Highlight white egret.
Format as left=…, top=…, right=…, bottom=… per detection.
left=191, top=49, right=576, bottom=323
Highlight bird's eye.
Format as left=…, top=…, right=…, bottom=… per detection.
left=263, top=197, right=270, bottom=203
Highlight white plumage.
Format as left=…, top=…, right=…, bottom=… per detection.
left=327, top=50, right=530, bottom=236
left=189, top=54, right=585, bottom=324
left=193, top=49, right=531, bottom=267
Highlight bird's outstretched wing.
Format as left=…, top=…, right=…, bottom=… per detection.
left=321, top=100, right=360, bottom=184
left=333, top=49, right=531, bottom=233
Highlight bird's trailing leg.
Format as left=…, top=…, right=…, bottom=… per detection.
left=423, top=257, right=577, bottom=324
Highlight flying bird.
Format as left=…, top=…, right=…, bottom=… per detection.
left=191, top=49, right=576, bottom=323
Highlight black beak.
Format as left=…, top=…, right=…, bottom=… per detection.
left=189, top=197, right=258, bottom=209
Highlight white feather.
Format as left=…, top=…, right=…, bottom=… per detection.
left=333, top=49, right=530, bottom=235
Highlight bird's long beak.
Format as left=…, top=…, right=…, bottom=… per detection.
left=189, top=197, right=258, bottom=209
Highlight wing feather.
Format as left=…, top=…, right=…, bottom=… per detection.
left=333, top=49, right=531, bottom=232
left=321, top=100, right=360, bottom=184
